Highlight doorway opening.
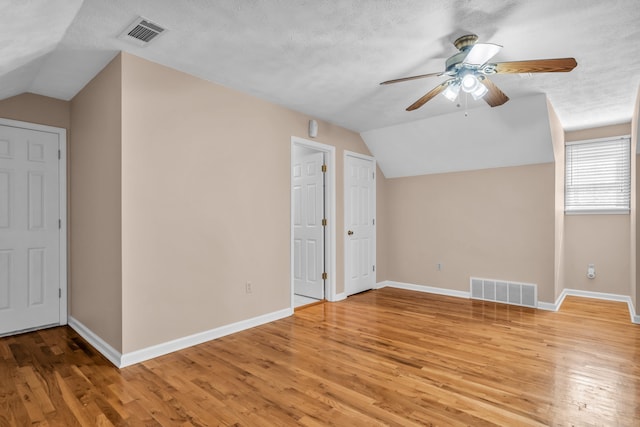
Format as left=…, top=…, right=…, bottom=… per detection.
left=291, top=137, right=336, bottom=308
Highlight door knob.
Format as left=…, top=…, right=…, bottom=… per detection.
left=347, top=230, right=354, bottom=235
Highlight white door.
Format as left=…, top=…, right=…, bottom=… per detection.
left=293, top=150, right=325, bottom=299
left=0, top=124, right=61, bottom=335
left=345, top=153, right=375, bottom=296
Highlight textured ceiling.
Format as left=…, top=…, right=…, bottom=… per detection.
left=1, top=0, right=639, bottom=133
left=362, top=94, right=555, bottom=177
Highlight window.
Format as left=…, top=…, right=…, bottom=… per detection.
left=565, top=136, right=630, bottom=214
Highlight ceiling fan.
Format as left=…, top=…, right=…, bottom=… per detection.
left=381, top=34, right=577, bottom=111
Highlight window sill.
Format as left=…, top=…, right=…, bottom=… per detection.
left=565, top=209, right=630, bottom=215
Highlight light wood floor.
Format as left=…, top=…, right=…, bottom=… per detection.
left=1, top=288, right=640, bottom=426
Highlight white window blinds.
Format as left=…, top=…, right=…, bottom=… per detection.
left=565, top=136, right=631, bottom=214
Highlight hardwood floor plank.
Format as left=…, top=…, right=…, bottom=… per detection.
left=1, top=289, right=640, bottom=425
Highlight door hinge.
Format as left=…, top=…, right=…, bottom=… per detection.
left=373, top=265, right=375, bottom=272
left=59, top=288, right=62, bottom=298
left=322, top=218, right=327, bottom=226
left=372, top=171, right=375, bottom=179
left=372, top=218, right=375, bottom=225
left=322, top=272, right=328, bottom=280
left=321, top=164, right=327, bottom=173
left=59, top=219, right=62, bottom=229
left=58, top=149, right=61, bottom=160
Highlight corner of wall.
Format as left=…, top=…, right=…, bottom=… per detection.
left=630, top=87, right=640, bottom=313
left=546, top=98, right=565, bottom=300
left=375, top=164, right=388, bottom=282
left=69, top=53, right=124, bottom=353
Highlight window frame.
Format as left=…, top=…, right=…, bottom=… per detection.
left=564, top=135, right=631, bottom=215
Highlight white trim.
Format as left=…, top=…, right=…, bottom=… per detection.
left=0, top=118, right=68, bottom=327
left=537, top=289, right=570, bottom=312
left=333, top=292, right=347, bottom=302
left=375, top=280, right=390, bottom=289
left=565, top=134, right=631, bottom=146
left=560, top=289, right=638, bottom=324
left=120, top=307, right=293, bottom=367
left=291, top=137, right=337, bottom=303
left=564, top=209, right=630, bottom=215
left=68, top=316, right=122, bottom=367
left=344, top=150, right=376, bottom=162
left=522, top=288, right=639, bottom=324
left=343, top=151, right=376, bottom=297
left=537, top=301, right=561, bottom=311
left=381, top=280, right=470, bottom=299
left=71, top=308, right=293, bottom=368
left=378, top=281, right=640, bottom=324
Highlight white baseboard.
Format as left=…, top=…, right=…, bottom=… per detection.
left=120, top=307, right=293, bottom=367
left=560, top=289, right=638, bottom=324
left=377, top=280, right=470, bottom=299
left=332, top=292, right=347, bottom=302
left=375, top=281, right=640, bottom=325
left=70, top=307, right=293, bottom=368
left=68, top=316, right=123, bottom=367
left=537, top=301, right=561, bottom=311
left=375, top=281, right=389, bottom=289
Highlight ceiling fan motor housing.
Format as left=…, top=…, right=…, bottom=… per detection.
left=453, top=34, right=479, bottom=50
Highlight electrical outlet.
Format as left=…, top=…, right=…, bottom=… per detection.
left=437, top=263, right=442, bottom=271
left=245, top=281, right=252, bottom=294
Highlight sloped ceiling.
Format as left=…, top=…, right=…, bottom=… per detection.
left=1, top=0, right=639, bottom=176
left=0, top=1, right=83, bottom=100
left=362, top=94, right=554, bottom=177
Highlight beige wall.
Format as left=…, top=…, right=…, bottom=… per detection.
left=375, top=164, right=389, bottom=282
left=564, top=123, right=632, bottom=296
left=563, top=215, right=630, bottom=294
left=0, top=93, right=70, bottom=130
left=69, top=55, right=123, bottom=351
left=565, top=123, right=631, bottom=143
left=385, top=163, right=556, bottom=302
left=119, top=53, right=376, bottom=352
left=8, top=51, right=382, bottom=355
left=547, top=100, right=565, bottom=299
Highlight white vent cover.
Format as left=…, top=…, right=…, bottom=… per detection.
left=119, top=17, right=167, bottom=46
left=470, top=277, right=537, bottom=308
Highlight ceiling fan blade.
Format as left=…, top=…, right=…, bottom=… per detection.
left=406, top=80, right=453, bottom=111
left=380, top=72, right=443, bottom=85
left=494, top=58, right=577, bottom=73
left=463, top=43, right=502, bottom=66
left=481, top=77, right=509, bottom=107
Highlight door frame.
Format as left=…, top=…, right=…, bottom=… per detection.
left=291, top=136, right=336, bottom=305
left=343, top=150, right=376, bottom=296
left=0, top=118, right=67, bottom=327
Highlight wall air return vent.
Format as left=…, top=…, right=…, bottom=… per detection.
left=470, top=277, right=537, bottom=308
left=119, top=17, right=167, bottom=47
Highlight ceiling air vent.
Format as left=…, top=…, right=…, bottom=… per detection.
left=119, top=17, right=167, bottom=47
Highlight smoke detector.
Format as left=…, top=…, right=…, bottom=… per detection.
left=119, top=17, right=167, bottom=47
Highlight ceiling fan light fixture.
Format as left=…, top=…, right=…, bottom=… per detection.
left=471, top=81, right=488, bottom=100
left=461, top=73, right=479, bottom=92
left=460, top=73, right=488, bottom=100
left=442, top=81, right=461, bottom=101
